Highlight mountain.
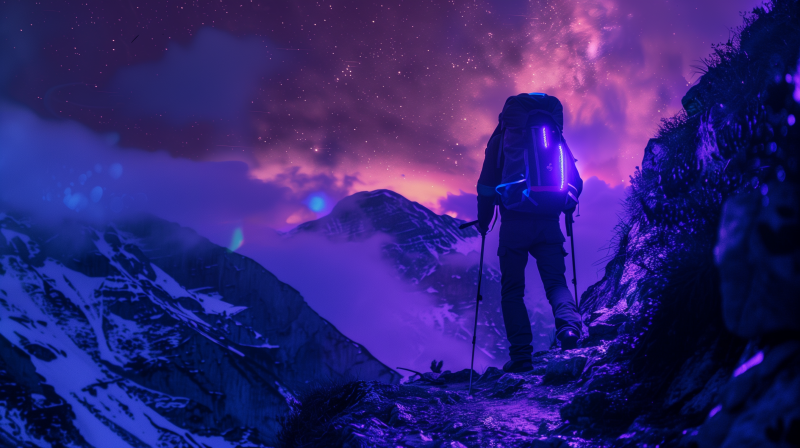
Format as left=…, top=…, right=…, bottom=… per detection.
left=0, top=212, right=399, bottom=447
left=289, top=189, right=556, bottom=365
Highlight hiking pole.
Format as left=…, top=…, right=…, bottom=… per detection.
left=565, top=210, right=579, bottom=310
left=459, top=217, right=493, bottom=395
left=468, top=233, right=486, bottom=396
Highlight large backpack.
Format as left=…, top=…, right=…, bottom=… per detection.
left=495, top=93, right=578, bottom=215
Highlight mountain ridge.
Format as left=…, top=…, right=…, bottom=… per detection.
left=0, top=211, right=398, bottom=447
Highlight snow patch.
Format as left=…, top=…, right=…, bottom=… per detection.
left=452, top=236, right=480, bottom=255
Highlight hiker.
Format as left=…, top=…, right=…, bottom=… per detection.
left=476, top=93, right=583, bottom=373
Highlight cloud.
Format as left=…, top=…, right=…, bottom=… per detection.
left=112, top=27, right=274, bottom=126
left=0, top=101, right=352, bottom=241
left=438, top=190, right=479, bottom=221
left=239, top=231, right=498, bottom=378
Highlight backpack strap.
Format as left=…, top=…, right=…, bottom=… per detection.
left=522, top=144, right=538, bottom=205
left=496, top=128, right=505, bottom=169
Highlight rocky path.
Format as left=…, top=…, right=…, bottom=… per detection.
left=281, top=344, right=622, bottom=448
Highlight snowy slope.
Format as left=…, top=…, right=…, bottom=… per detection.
left=0, top=213, right=399, bottom=447
left=289, top=190, right=554, bottom=365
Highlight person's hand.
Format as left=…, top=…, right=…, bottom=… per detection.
left=477, top=195, right=494, bottom=235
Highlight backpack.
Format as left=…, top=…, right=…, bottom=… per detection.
left=494, top=93, right=578, bottom=215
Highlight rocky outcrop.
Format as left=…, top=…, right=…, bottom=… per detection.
left=694, top=182, right=800, bottom=447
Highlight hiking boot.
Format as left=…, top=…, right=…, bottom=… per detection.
left=502, top=359, right=533, bottom=373
left=558, top=329, right=579, bottom=351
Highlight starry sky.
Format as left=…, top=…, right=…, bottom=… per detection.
left=0, top=0, right=763, bottom=228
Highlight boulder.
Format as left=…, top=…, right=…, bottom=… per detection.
left=388, top=403, right=415, bottom=427
left=526, top=437, right=571, bottom=447
left=716, top=182, right=800, bottom=338
left=489, top=373, right=525, bottom=398
left=559, top=391, right=611, bottom=421
left=588, top=323, right=619, bottom=340
left=475, top=366, right=504, bottom=384
left=582, top=364, right=630, bottom=392
left=438, top=369, right=478, bottom=383
left=543, top=356, right=587, bottom=384
left=695, top=342, right=800, bottom=447
left=681, top=82, right=705, bottom=116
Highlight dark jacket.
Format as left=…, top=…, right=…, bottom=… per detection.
left=477, top=122, right=583, bottom=222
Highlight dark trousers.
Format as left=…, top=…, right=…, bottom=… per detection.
left=498, top=219, right=582, bottom=362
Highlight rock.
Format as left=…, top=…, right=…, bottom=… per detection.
left=438, top=369, right=478, bottom=383
left=588, top=322, right=619, bottom=340
left=605, top=314, right=630, bottom=326
left=695, top=342, right=800, bottom=447
left=439, top=391, right=460, bottom=405
left=341, top=424, right=369, bottom=448
left=680, top=368, right=729, bottom=416
left=388, top=403, right=415, bottom=427
left=664, top=346, right=718, bottom=408
left=400, top=430, right=434, bottom=445
left=428, top=396, right=443, bottom=407
left=543, top=356, right=587, bottom=384
left=526, top=437, right=570, bottom=448
left=559, top=391, right=611, bottom=421
left=716, top=182, right=800, bottom=339
left=443, top=421, right=465, bottom=434
left=617, top=321, right=634, bottom=335
left=642, top=138, right=667, bottom=172
left=694, top=180, right=800, bottom=446
left=476, top=366, right=504, bottom=383
left=489, top=373, right=525, bottom=398
left=537, top=421, right=549, bottom=434
left=414, top=372, right=445, bottom=384
left=582, top=364, right=629, bottom=392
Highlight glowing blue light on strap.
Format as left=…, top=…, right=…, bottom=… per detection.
left=495, top=178, right=526, bottom=194
left=542, top=128, right=548, bottom=148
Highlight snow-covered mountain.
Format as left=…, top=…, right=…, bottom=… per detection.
left=289, top=189, right=553, bottom=365
left=0, top=212, right=399, bottom=447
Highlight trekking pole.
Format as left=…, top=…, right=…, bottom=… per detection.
left=565, top=211, right=579, bottom=310
left=468, top=233, right=486, bottom=396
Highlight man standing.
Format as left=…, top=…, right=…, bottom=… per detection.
left=476, top=93, right=583, bottom=373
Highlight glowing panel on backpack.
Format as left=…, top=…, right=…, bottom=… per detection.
left=542, top=127, right=548, bottom=148
left=559, top=144, right=565, bottom=190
